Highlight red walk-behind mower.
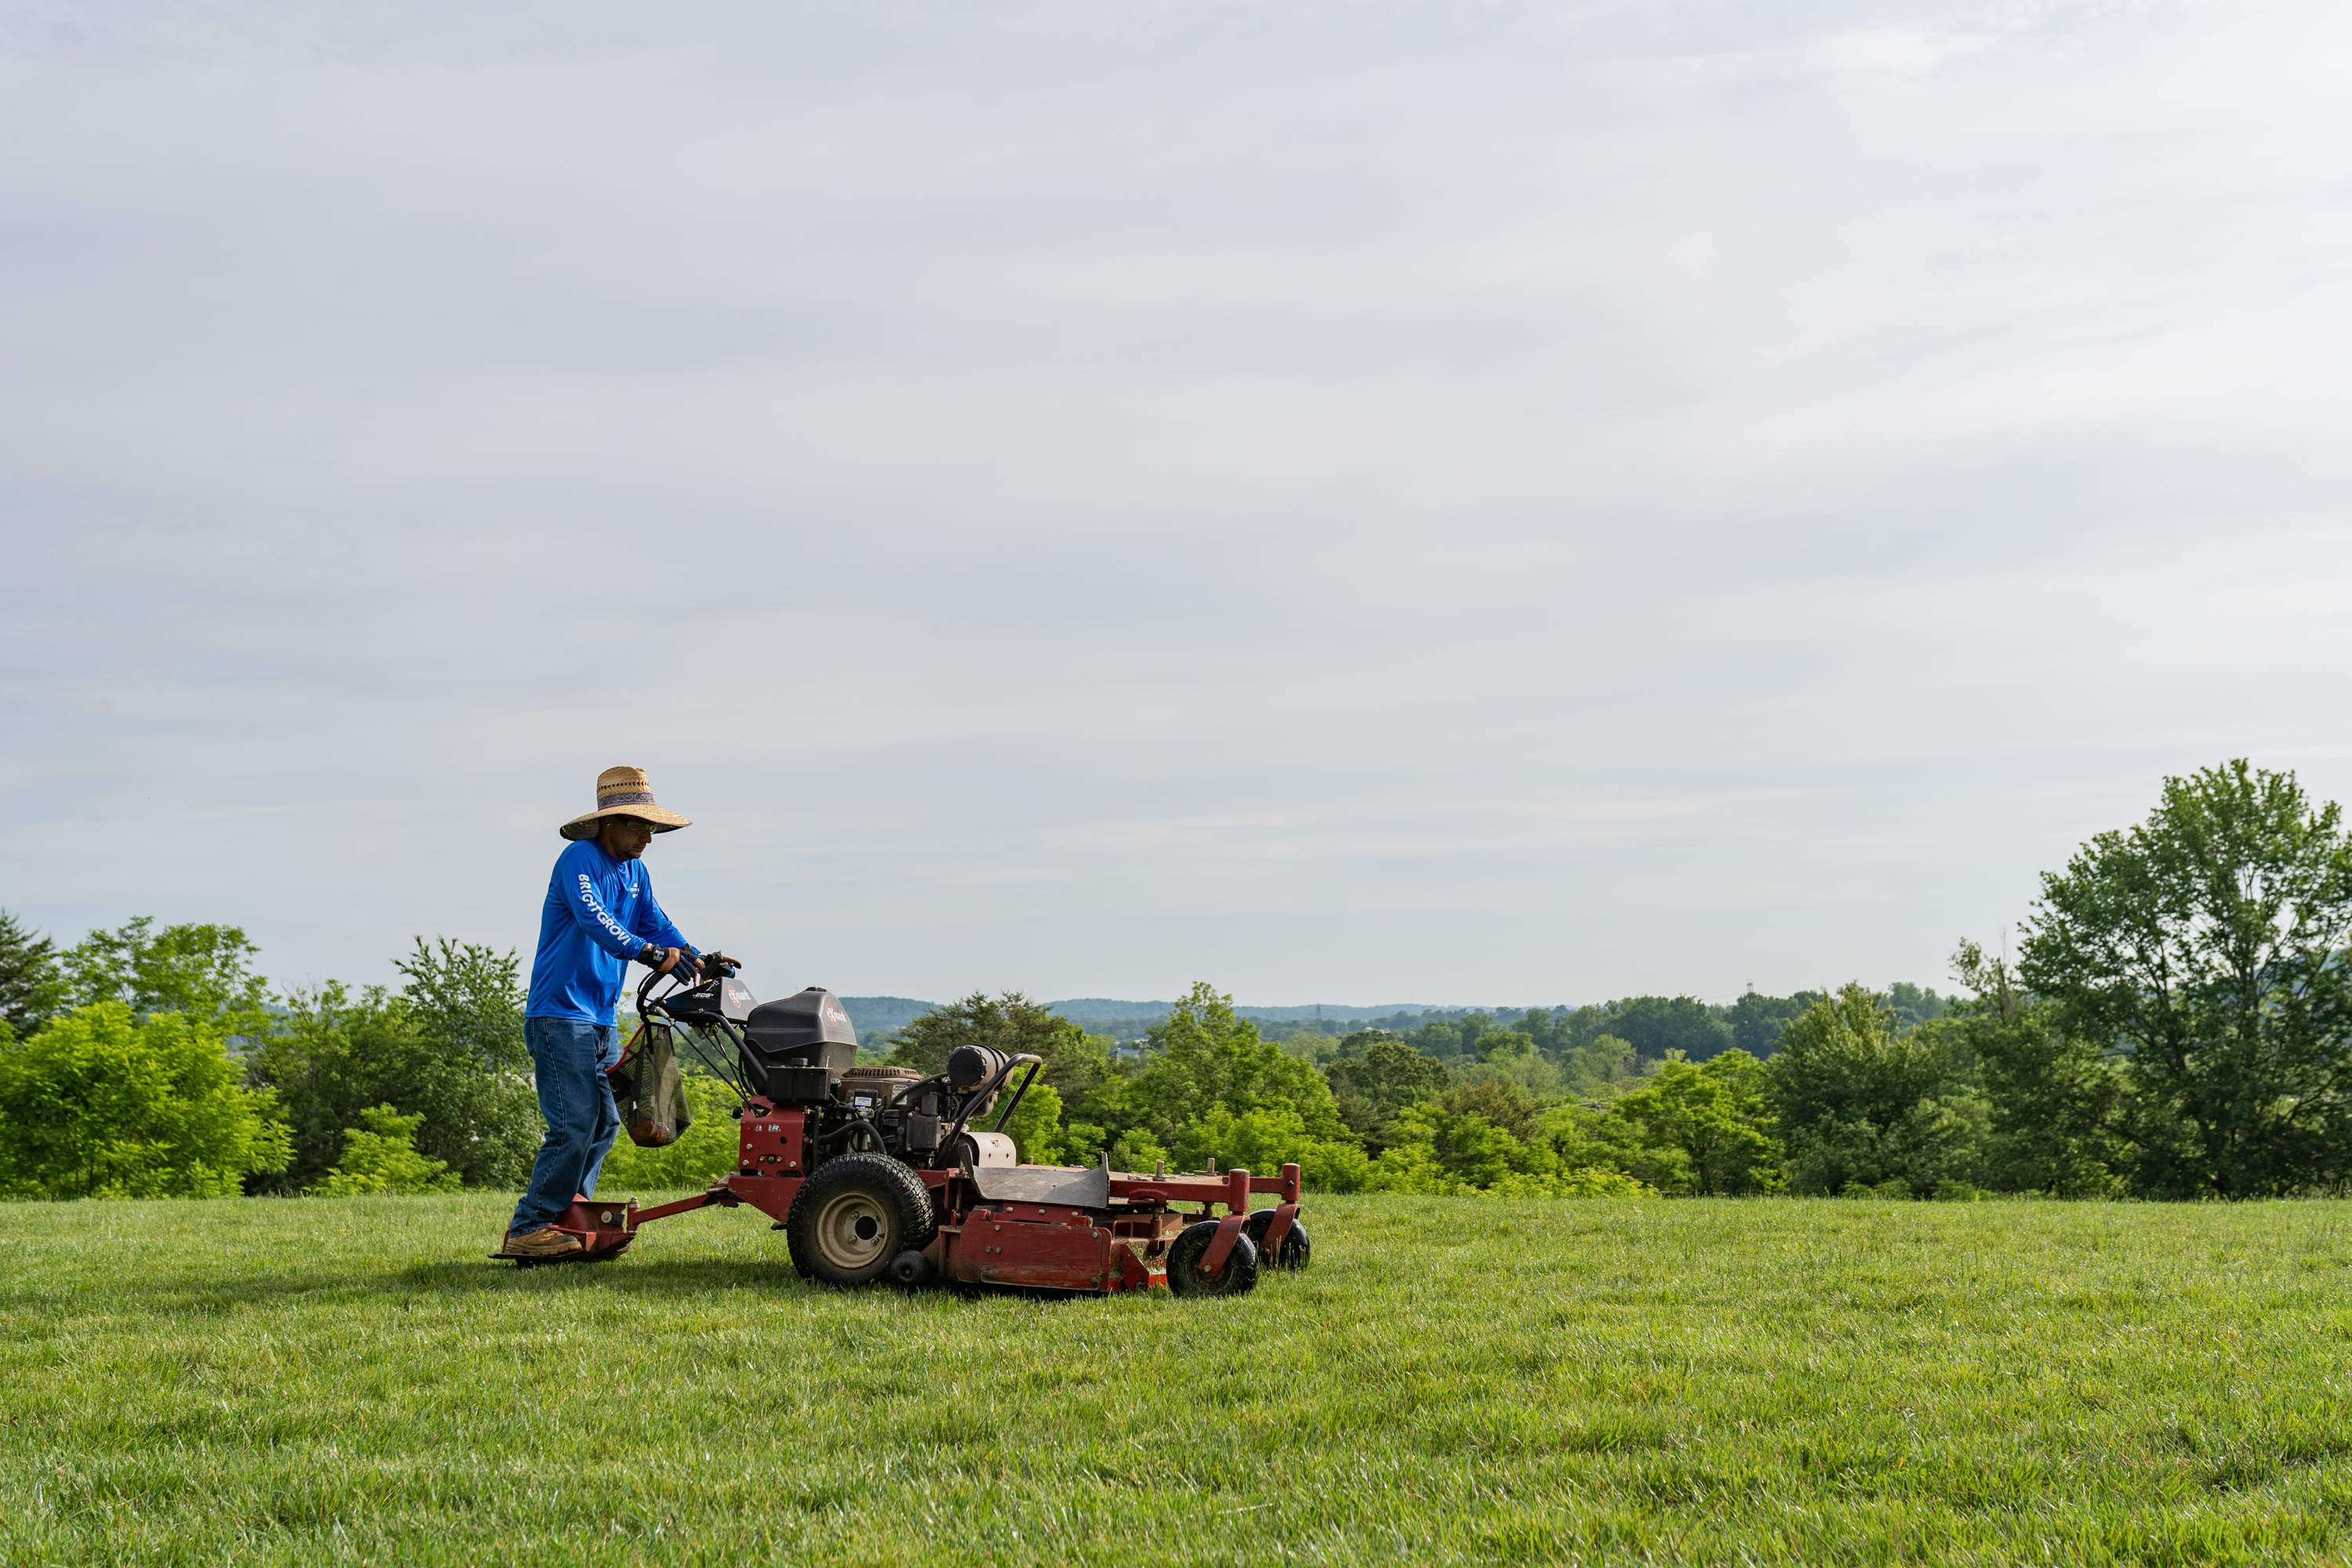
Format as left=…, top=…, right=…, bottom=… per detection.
left=514, top=960, right=1310, bottom=1298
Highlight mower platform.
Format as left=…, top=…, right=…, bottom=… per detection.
left=491, top=1197, right=655, bottom=1267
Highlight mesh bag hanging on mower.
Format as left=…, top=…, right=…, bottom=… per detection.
left=609, top=1019, right=692, bottom=1148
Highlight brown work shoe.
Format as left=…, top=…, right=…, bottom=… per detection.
left=499, top=1225, right=583, bottom=1258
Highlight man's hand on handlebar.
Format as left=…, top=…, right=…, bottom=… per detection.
left=634, top=946, right=732, bottom=981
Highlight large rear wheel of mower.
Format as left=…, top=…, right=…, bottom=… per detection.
left=1165, top=1220, right=1261, bottom=1298
left=1243, top=1208, right=1311, bottom=1270
left=786, top=1152, right=938, bottom=1286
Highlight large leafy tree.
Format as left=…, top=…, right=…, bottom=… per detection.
left=63, top=917, right=272, bottom=1036
left=247, top=947, right=540, bottom=1193
left=245, top=983, right=426, bottom=1191
left=0, top=908, right=66, bottom=1037
left=1599, top=1051, right=1778, bottom=1196
left=1724, top=992, right=1813, bottom=1057
left=1945, top=941, right=2126, bottom=1197
left=887, top=992, right=1110, bottom=1106
left=2019, top=760, right=2352, bottom=1198
left=1559, top=1033, right=1639, bottom=1095
left=1359, top=1036, right=1453, bottom=1105
left=1768, top=984, right=1983, bottom=1196
left=1605, top=996, right=1737, bottom=1062
left=0, top=1003, right=292, bottom=1198
left=1120, top=982, right=1352, bottom=1150
left=391, top=938, right=539, bottom=1187
left=1325, top=1035, right=1448, bottom=1146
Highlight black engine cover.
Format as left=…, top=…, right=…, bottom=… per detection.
left=742, top=986, right=858, bottom=1085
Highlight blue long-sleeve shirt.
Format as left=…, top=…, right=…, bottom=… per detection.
left=524, top=839, right=695, bottom=1023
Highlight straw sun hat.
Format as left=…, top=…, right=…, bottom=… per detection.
left=559, top=765, right=693, bottom=840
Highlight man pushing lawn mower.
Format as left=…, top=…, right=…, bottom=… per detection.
left=486, top=771, right=1309, bottom=1294
left=499, top=765, right=719, bottom=1260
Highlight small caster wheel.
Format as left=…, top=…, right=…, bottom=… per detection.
left=1166, top=1221, right=1260, bottom=1298
left=1243, top=1209, right=1311, bottom=1270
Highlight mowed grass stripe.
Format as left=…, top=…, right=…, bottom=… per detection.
left=6, top=1194, right=2352, bottom=1565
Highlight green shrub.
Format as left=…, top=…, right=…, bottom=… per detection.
left=1366, top=1100, right=1649, bottom=1197
left=308, top=1105, right=460, bottom=1196
left=1109, top=1130, right=1170, bottom=1172
left=1164, top=1103, right=1373, bottom=1192
left=0, top=1003, right=291, bottom=1199
left=1840, top=1178, right=1915, bottom=1200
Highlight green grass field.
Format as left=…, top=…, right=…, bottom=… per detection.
left=7, top=1192, right=2352, bottom=1566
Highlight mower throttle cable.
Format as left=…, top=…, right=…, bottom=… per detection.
left=632, top=966, right=754, bottom=1103
left=675, top=1024, right=752, bottom=1103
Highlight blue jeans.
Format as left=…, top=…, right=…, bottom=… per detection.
left=510, top=1017, right=621, bottom=1236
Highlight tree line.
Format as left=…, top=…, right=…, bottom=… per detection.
left=846, top=760, right=2352, bottom=1200
left=0, top=918, right=534, bottom=1198
left=1285, top=758, right=2352, bottom=1200
left=1261, top=982, right=1950, bottom=1065
left=5, top=759, right=2350, bottom=1202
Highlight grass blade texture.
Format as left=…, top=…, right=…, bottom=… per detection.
left=5, top=1192, right=2352, bottom=1565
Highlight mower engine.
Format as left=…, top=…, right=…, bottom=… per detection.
left=521, top=962, right=1308, bottom=1300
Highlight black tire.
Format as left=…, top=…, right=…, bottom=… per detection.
left=1166, top=1220, right=1261, bottom=1298
left=889, top=1249, right=934, bottom=1287
left=1243, top=1208, right=1311, bottom=1271
left=786, top=1153, right=938, bottom=1285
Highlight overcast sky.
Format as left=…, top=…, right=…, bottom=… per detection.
left=3, top=0, right=2348, bottom=1009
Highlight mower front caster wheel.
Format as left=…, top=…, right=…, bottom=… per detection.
left=1166, top=1221, right=1261, bottom=1298
left=1243, top=1209, right=1311, bottom=1270
left=786, top=1152, right=938, bottom=1286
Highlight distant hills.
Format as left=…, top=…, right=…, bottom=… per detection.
left=833, top=996, right=940, bottom=1036
left=836, top=995, right=1482, bottom=1039
left=1045, top=998, right=1457, bottom=1025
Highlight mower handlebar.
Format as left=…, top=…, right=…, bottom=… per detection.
left=630, top=948, right=736, bottom=1015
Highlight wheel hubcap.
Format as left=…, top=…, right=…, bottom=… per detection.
left=812, top=1190, right=893, bottom=1271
